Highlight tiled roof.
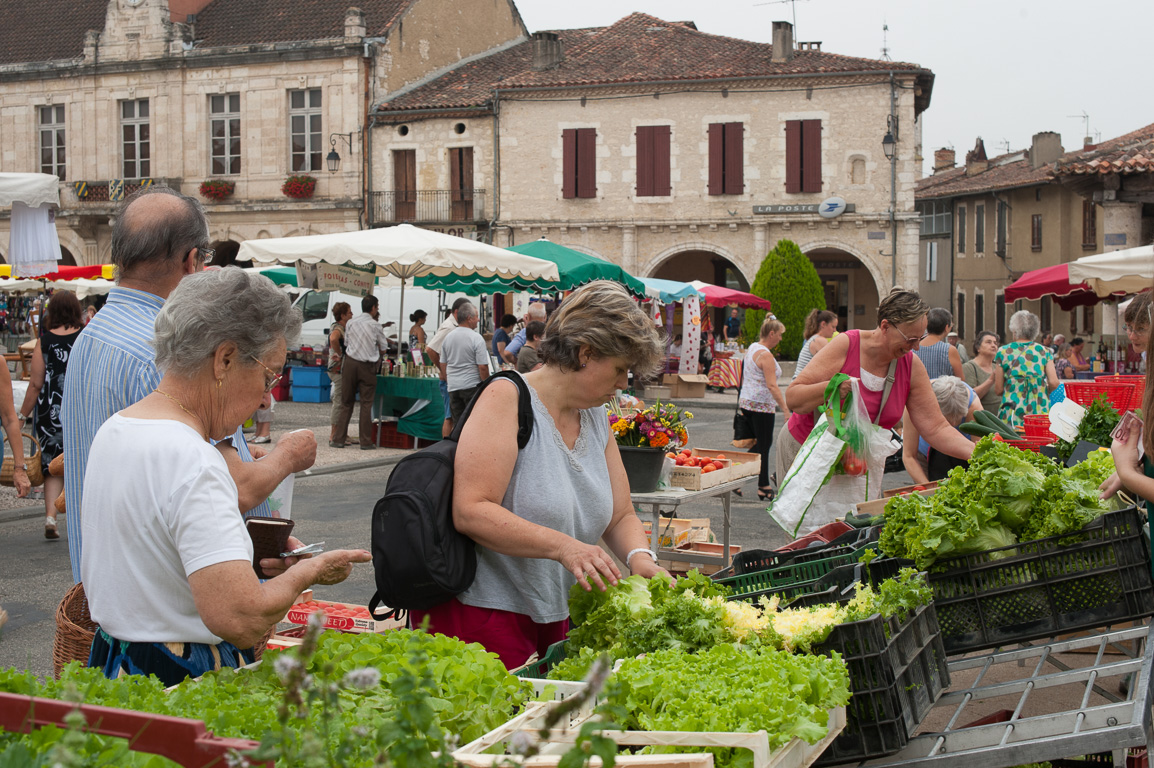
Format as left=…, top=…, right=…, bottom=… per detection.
left=1053, top=122, right=1154, bottom=177
left=379, top=12, right=930, bottom=112
left=0, top=0, right=107, bottom=65
left=0, top=0, right=411, bottom=66
left=194, top=0, right=410, bottom=47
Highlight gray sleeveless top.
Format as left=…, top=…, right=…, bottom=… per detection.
left=795, top=335, right=817, bottom=374
left=458, top=374, right=613, bottom=623
left=914, top=340, right=952, bottom=379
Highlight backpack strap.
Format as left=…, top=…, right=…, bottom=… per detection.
left=448, top=370, right=534, bottom=449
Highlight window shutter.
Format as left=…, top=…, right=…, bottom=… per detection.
left=449, top=148, right=462, bottom=201
left=460, top=147, right=474, bottom=197
left=636, top=126, right=653, bottom=197
left=724, top=122, right=743, bottom=195
left=802, top=120, right=822, bottom=193
left=785, top=120, right=802, bottom=193
left=577, top=128, right=596, bottom=198
left=562, top=129, right=577, bottom=199
left=653, top=125, right=671, bottom=196
left=708, top=123, right=724, bottom=195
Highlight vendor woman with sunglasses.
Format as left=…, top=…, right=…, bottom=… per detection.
left=778, top=287, right=975, bottom=528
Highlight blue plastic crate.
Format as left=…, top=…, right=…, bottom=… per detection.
left=291, top=385, right=331, bottom=403
left=291, top=367, right=330, bottom=387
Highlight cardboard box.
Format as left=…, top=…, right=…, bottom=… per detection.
left=663, top=541, right=743, bottom=575
left=853, top=483, right=938, bottom=517
left=284, top=599, right=406, bottom=634
left=662, top=373, right=710, bottom=399
left=668, top=448, right=760, bottom=491
left=641, top=516, right=713, bottom=548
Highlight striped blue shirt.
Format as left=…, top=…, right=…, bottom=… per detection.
left=62, top=287, right=270, bottom=583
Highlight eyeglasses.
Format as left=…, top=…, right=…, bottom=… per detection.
left=887, top=323, right=929, bottom=346
left=249, top=354, right=283, bottom=393
left=197, top=246, right=216, bottom=265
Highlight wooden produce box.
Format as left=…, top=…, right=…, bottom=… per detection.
left=663, top=541, right=743, bottom=575
left=663, top=373, right=710, bottom=399
left=284, top=599, right=405, bottom=634
left=669, top=449, right=760, bottom=491
left=853, top=482, right=938, bottom=517
left=642, top=516, right=713, bottom=549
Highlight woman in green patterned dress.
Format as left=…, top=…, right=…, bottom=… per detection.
left=992, top=309, right=1059, bottom=429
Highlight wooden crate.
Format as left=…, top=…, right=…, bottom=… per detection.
left=669, top=449, right=760, bottom=491
left=663, top=541, right=743, bottom=575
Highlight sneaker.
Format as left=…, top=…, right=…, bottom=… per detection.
left=328, top=440, right=347, bottom=448
left=360, top=444, right=378, bottom=451
left=251, top=436, right=272, bottom=444
left=45, top=517, right=59, bottom=540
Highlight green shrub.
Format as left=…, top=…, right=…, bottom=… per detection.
left=742, top=239, right=826, bottom=360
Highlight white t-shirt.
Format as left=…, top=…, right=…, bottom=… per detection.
left=426, top=315, right=459, bottom=355
left=441, top=325, right=490, bottom=391
left=80, top=414, right=253, bottom=644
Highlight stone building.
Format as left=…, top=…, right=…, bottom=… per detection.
left=916, top=123, right=1154, bottom=348
left=372, top=16, right=935, bottom=330
left=0, top=0, right=527, bottom=265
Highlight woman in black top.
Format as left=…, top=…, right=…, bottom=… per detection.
left=20, top=290, right=83, bottom=539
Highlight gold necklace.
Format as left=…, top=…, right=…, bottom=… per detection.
left=153, top=388, right=208, bottom=441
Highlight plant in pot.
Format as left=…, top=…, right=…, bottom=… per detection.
left=282, top=174, right=317, bottom=199
left=198, top=179, right=235, bottom=201
left=608, top=398, right=693, bottom=493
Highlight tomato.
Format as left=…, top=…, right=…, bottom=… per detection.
left=911, top=485, right=926, bottom=492
left=841, top=448, right=867, bottom=476
left=675, top=456, right=686, bottom=466
left=701, top=464, right=717, bottom=473
left=666, top=453, right=678, bottom=461
left=714, top=453, right=727, bottom=460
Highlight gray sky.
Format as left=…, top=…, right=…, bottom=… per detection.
left=514, top=0, right=1150, bottom=175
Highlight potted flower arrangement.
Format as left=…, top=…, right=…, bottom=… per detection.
left=608, top=398, right=693, bottom=492
left=281, top=174, right=317, bottom=199
left=197, top=179, right=235, bottom=201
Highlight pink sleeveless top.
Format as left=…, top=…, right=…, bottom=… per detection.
left=788, top=329, right=913, bottom=443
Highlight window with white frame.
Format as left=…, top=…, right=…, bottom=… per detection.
left=289, top=89, right=322, bottom=172
left=39, top=105, right=66, bottom=181
left=925, top=241, right=939, bottom=282
left=918, top=200, right=952, bottom=236
left=121, top=99, right=150, bottom=179
left=210, top=94, right=241, bottom=175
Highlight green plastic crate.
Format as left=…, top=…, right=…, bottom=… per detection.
left=716, top=545, right=860, bottom=601
left=511, top=640, right=567, bottom=678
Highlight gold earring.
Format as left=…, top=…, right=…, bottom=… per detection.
left=217, top=378, right=222, bottom=389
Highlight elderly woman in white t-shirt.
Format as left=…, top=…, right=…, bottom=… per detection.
left=739, top=317, right=791, bottom=501
left=81, top=269, right=370, bottom=686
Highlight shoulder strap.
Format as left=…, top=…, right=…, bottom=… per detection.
left=873, top=359, right=899, bottom=426
left=448, top=370, right=533, bottom=449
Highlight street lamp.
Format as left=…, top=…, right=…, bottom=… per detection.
left=327, top=132, right=354, bottom=173
left=882, top=131, right=896, bottom=160
left=882, top=112, right=899, bottom=286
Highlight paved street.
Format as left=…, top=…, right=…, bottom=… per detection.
left=0, top=389, right=914, bottom=680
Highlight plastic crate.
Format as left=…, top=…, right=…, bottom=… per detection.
left=925, top=506, right=1154, bottom=655
left=784, top=558, right=912, bottom=610
left=1096, top=374, right=1146, bottom=413
left=1022, top=413, right=1056, bottom=441
left=1063, top=381, right=1133, bottom=412
left=290, top=366, right=331, bottom=388
left=717, top=546, right=861, bottom=602
left=991, top=433, right=1052, bottom=453
left=373, top=420, right=415, bottom=449
left=777, top=521, right=854, bottom=552
left=291, top=385, right=331, bottom=403
left=810, top=602, right=950, bottom=766
left=511, top=640, right=567, bottom=678
left=728, top=548, right=797, bottom=577
left=825, top=524, right=883, bottom=552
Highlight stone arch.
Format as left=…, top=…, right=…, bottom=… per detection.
left=55, top=230, right=92, bottom=265
left=800, top=240, right=886, bottom=331
left=642, top=241, right=748, bottom=284
left=58, top=246, right=77, bottom=267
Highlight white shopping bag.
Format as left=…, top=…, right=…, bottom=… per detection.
left=769, top=412, right=846, bottom=536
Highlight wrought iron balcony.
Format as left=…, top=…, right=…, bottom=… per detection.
left=369, top=189, right=487, bottom=225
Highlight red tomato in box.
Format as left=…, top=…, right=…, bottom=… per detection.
left=702, top=464, right=717, bottom=473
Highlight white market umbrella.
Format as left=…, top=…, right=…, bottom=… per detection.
left=0, top=173, right=60, bottom=208
left=48, top=277, right=114, bottom=299
left=1068, top=244, right=1154, bottom=297
left=0, top=277, right=41, bottom=293
left=238, top=224, right=560, bottom=347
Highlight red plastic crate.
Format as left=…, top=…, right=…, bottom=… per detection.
left=992, top=433, right=1052, bottom=453
left=372, top=420, right=415, bottom=449
left=1022, top=414, right=1056, bottom=442
left=777, top=521, right=853, bottom=552
left=1063, top=381, right=1134, bottom=413
left=1096, top=374, right=1146, bottom=412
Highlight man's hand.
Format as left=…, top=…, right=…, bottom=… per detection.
left=259, top=534, right=306, bottom=577
left=267, top=429, right=317, bottom=474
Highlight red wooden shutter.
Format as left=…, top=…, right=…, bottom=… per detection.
left=449, top=148, right=462, bottom=201
left=708, top=123, right=723, bottom=195
left=461, top=147, right=474, bottom=198
left=562, top=129, right=577, bottom=199
left=653, top=125, right=671, bottom=196
left=636, top=126, right=654, bottom=197
left=785, top=120, right=802, bottom=193
left=576, top=128, right=596, bottom=198
left=393, top=149, right=415, bottom=221
left=802, top=119, right=822, bottom=193
left=724, top=122, right=743, bottom=194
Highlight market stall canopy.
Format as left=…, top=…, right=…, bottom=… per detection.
left=0, top=277, right=42, bottom=293
left=48, top=278, right=114, bottom=299
left=415, top=238, right=647, bottom=299
left=1068, top=244, right=1154, bottom=297
left=0, top=173, right=60, bottom=208
left=246, top=265, right=303, bottom=287
left=639, top=277, right=704, bottom=304
left=0, top=264, right=114, bottom=281
left=1003, top=262, right=1124, bottom=310
left=689, top=281, right=773, bottom=311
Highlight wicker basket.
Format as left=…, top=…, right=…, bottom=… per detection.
left=1, top=432, right=43, bottom=487
left=53, top=583, right=96, bottom=679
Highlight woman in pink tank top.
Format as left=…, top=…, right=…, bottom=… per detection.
left=775, top=288, right=976, bottom=495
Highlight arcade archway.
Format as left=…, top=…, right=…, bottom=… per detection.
left=650, top=248, right=749, bottom=330
left=208, top=239, right=245, bottom=268
left=804, top=246, right=881, bottom=332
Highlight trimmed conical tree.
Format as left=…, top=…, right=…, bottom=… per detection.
left=742, top=239, right=826, bottom=360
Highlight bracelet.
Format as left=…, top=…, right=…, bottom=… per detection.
left=625, top=547, right=656, bottom=570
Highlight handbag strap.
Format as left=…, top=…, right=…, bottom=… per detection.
left=873, top=360, right=899, bottom=426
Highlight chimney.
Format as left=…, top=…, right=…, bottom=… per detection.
left=345, top=7, right=366, bottom=39
left=771, top=21, right=794, bottom=63
left=933, top=148, right=956, bottom=173
left=965, top=138, right=988, bottom=176
left=530, top=32, right=563, bottom=71
left=1029, top=131, right=1063, bottom=169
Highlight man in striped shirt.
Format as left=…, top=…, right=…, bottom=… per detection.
left=333, top=294, right=391, bottom=450
left=61, top=188, right=315, bottom=583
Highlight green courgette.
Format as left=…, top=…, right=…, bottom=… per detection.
left=973, top=410, right=1020, bottom=439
